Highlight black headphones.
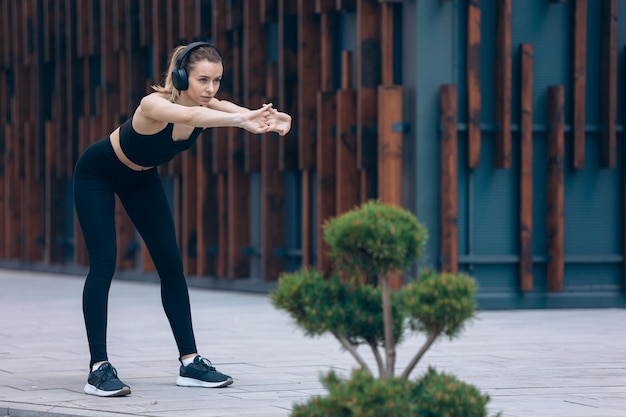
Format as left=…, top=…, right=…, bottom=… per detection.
left=171, top=41, right=222, bottom=91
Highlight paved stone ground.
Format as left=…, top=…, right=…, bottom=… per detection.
left=0, top=269, right=625, bottom=417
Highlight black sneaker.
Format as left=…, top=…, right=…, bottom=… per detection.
left=84, top=362, right=131, bottom=397
left=176, top=356, right=233, bottom=388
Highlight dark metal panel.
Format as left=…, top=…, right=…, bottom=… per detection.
left=411, top=0, right=457, bottom=271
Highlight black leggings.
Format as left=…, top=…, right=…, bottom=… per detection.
left=73, top=138, right=197, bottom=366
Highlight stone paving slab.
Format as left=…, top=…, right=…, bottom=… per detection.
left=1, top=269, right=626, bottom=417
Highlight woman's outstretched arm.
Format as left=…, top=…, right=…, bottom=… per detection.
left=138, top=93, right=272, bottom=134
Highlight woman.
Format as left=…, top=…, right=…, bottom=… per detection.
left=73, top=42, right=291, bottom=397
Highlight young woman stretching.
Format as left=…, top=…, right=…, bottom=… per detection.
left=73, top=42, right=291, bottom=397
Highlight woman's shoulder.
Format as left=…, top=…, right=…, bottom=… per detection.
left=132, top=98, right=170, bottom=134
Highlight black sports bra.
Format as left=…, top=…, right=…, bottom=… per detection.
left=118, top=117, right=204, bottom=167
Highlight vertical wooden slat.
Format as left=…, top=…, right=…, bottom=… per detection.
left=98, top=0, right=134, bottom=271
left=0, top=70, right=6, bottom=125
left=212, top=0, right=231, bottom=175
left=197, top=0, right=212, bottom=38
left=260, top=0, right=278, bottom=23
left=336, top=52, right=359, bottom=215
left=5, top=124, right=24, bottom=260
left=600, top=0, right=617, bottom=168
left=227, top=0, right=243, bottom=30
left=467, top=0, right=481, bottom=169
left=378, top=85, right=403, bottom=290
left=297, top=0, right=319, bottom=171
left=380, top=2, right=394, bottom=86
left=75, top=0, right=87, bottom=57
left=439, top=85, right=458, bottom=274
left=21, top=0, right=35, bottom=66
left=212, top=0, right=231, bottom=277
left=1, top=0, right=11, bottom=66
left=24, top=121, right=43, bottom=261
left=124, top=0, right=147, bottom=118
left=73, top=117, right=91, bottom=267
left=336, top=0, right=356, bottom=11
left=165, top=0, right=179, bottom=53
left=316, top=91, right=337, bottom=274
left=356, top=0, right=380, bottom=201
left=316, top=0, right=335, bottom=13
left=0, top=126, right=5, bottom=259
left=178, top=0, right=195, bottom=41
left=573, top=0, right=587, bottom=169
left=243, top=0, right=266, bottom=173
left=377, top=86, right=403, bottom=207
left=44, top=120, right=66, bottom=264
left=151, top=0, right=166, bottom=85
left=227, top=19, right=250, bottom=279
left=261, top=62, right=285, bottom=281
left=195, top=131, right=217, bottom=276
left=494, top=0, right=511, bottom=169
left=298, top=0, right=321, bottom=268
left=138, top=0, right=152, bottom=46
left=64, top=1, right=76, bottom=178
left=0, top=66, right=6, bottom=258
left=546, top=86, right=565, bottom=292
left=9, top=0, right=26, bottom=261
left=277, top=0, right=298, bottom=171
left=12, top=0, right=24, bottom=68
left=88, top=0, right=99, bottom=56
left=42, top=0, right=55, bottom=62
left=181, top=148, right=198, bottom=276
left=112, top=0, right=125, bottom=53
left=519, top=44, right=534, bottom=292
left=319, top=11, right=334, bottom=92
left=620, top=46, right=626, bottom=286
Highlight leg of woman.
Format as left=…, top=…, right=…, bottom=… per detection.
left=117, top=170, right=198, bottom=358
left=73, top=166, right=118, bottom=367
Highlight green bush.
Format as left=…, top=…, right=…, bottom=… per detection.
left=414, top=368, right=493, bottom=417
left=270, top=269, right=404, bottom=345
left=323, top=200, right=428, bottom=277
left=291, top=368, right=494, bottom=417
left=270, top=200, right=494, bottom=416
left=402, top=269, right=478, bottom=338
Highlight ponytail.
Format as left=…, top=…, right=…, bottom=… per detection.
left=152, top=46, right=187, bottom=102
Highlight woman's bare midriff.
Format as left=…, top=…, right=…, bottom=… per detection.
left=109, top=127, right=154, bottom=171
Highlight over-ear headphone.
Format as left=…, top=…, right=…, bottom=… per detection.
left=171, top=41, right=222, bottom=91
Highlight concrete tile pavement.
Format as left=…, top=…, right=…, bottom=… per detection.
left=0, top=269, right=625, bottom=417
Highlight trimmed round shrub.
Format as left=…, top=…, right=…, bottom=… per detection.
left=323, top=200, right=428, bottom=277
left=271, top=269, right=404, bottom=345
left=291, top=368, right=493, bottom=417
left=401, top=269, right=478, bottom=338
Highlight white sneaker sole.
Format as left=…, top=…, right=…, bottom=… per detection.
left=176, top=376, right=233, bottom=388
left=84, top=383, right=131, bottom=397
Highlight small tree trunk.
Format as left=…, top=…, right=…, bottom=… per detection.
left=380, top=273, right=396, bottom=377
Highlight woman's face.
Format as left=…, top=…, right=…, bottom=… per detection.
left=183, top=59, right=223, bottom=106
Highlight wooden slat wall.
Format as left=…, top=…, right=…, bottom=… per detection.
left=437, top=1, right=624, bottom=294
left=0, top=0, right=403, bottom=281
left=2, top=1, right=622, bottom=296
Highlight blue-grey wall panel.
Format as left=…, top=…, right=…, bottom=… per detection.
left=409, top=0, right=626, bottom=306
